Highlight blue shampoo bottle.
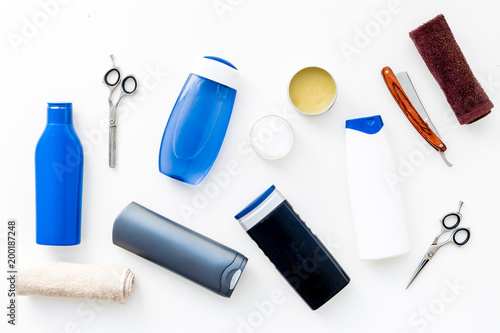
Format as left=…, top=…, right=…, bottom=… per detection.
left=159, top=56, right=238, bottom=185
left=35, top=103, right=84, bottom=245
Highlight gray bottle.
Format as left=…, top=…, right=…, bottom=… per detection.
left=112, top=202, right=247, bottom=297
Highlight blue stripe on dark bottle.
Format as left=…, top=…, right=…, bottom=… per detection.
left=35, top=103, right=83, bottom=245
left=246, top=201, right=350, bottom=310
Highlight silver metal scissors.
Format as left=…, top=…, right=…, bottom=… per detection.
left=103, top=55, right=138, bottom=168
left=406, top=201, right=470, bottom=289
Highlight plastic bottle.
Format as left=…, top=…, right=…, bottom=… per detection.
left=159, top=56, right=239, bottom=185
left=35, top=102, right=84, bottom=245
left=235, top=185, right=350, bottom=310
left=345, top=115, right=410, bottom=260
left=113, top=202, right=248, bottom=298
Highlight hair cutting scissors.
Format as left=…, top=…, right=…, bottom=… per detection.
left=406, top=201, right=470, bottom=289
left=103, top=55, right=138, bottom=168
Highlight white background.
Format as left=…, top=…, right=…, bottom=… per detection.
left=1, top=0, right=500, bottom=332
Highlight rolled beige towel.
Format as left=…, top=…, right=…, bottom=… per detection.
left=17, top=262, right=134, bottom=304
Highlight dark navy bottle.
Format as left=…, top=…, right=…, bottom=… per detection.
left=35, top=103, right=84, bottom=245
left=235, top=185, right=350, bottom=310
left=159, top=56, right=239, bottom=185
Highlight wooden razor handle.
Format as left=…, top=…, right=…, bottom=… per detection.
left=381, top=66, right=447, bottom=152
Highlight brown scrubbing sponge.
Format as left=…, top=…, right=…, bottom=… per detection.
left=409, top=14, right=493, bottom=125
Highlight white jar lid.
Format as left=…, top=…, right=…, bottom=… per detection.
left=250, top=116, right=294, bottom=160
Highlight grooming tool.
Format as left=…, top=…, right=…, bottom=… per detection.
left=103, top=55, right=138, bottom=168
left=113, top=202, right=247, bottom=298
left=345, top=115, right=410, bottom=260
left=235, top=185, right=350, bottom=310
left=382, top=66, right=452, bottom=167
left=406, top=201, right=470, bottom=289
left=410, top=14, right=493, bottom=125
left=35, top=103, right=83, bottom=245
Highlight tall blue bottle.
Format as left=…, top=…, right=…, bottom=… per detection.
left=35, top=103, right=84, bottom=245
left=159, top=56, right=239, bottom=185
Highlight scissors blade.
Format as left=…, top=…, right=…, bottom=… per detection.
left=406, top=258, right=430, bottom=289
left=109, top=125, right=116, bottom=168
left=396, top=72, right=452, bottom=167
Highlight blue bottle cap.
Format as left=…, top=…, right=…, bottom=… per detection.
left=345, top=115, right=384, bottom=134
left=47, top=102, right=73, bottom=124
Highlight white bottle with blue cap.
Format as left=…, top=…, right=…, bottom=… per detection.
left=345, top=115, right=410, bottom=260
left=159, top=56, right=238, bottom=185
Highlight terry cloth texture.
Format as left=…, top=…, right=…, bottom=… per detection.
left=17, top=262, right=134, bottom=304
left=409, top=14, right=493, bottom=125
